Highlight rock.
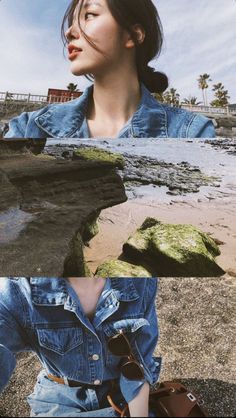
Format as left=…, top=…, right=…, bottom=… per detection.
left=123, top=217, right=225, bottom=276
left=0, top=151, right=127, bottom=276
left=121, top=155, right=219, bottom=196
left=215, top=127, right=234, bottom=138
left=200, top=113, right=236, bottom=137
left=95, top=259, right=152, bottom=277
left=82, top=211, right=100, bottom=243
left=73, top=147, right=125, bottom=169
left=0, top=138, right=46, bottom=154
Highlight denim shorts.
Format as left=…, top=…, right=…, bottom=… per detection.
left=27, top=370, right=156, bottom=417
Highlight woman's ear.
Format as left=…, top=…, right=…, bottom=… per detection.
left=125, top=24, right=146, bottom=49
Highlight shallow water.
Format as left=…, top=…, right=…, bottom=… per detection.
left=46, top=138, right=236, bottom=202
left=0, top=208, right=34, bottom=244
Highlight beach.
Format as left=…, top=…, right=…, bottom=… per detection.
left=84, top=196, right=236, bottom=277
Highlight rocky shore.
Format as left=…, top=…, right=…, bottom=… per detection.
left=0, top=277, right=235, bottom=418
left=1, top=139, right=235, bottom=277
left=0, top=141, right=127, bottom=276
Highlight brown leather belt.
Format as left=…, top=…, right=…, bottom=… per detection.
left=48, top=374, right=118, bottom=389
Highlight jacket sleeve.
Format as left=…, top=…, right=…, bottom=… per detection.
left=0, top=279, right=29, bottom=393
left=119, top=278, right=161, bottom=404
left=3, top=112, right=30, bottom=138
left=187, top=114, right=215, bottom=138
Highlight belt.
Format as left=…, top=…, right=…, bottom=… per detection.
left=47, top=374, right=118, bottom=389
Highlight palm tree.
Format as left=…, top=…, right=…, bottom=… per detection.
left=197, top=74, right=211, bottom=106
left=154, top=88, right=180, bottom=107
left=211, top=83, right=230, bottom=107
left=182, top=96, right=202, bottom=106
left=67, top=83, right=78, bottom=92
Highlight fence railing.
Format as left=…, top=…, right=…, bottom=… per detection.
left=180, top=104, right=234, bottom=115
left=0, top=91, right=235, bottom=114
left=0, top=91, right=79, bottom=104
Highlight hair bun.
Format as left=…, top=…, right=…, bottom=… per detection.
left=140, top=66, right=168, bottom=93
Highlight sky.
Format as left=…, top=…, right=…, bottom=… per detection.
left=0, top=0, right=235, bottom=103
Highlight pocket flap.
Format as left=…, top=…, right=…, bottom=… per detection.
left=103, top=318, right=149, bottom=337
left=37, top=327, right=83, bottom=355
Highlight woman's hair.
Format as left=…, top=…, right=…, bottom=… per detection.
left=61, top=0, right=168, bottom=93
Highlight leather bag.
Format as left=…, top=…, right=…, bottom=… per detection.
left=107, top=381, right=208, bottom=417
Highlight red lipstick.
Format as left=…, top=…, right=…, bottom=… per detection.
left=68, top=44, right=82, bottom=60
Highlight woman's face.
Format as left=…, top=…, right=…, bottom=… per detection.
left=66, top=0, right=133, bottom=77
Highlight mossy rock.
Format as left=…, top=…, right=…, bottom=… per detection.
left=73, top=147, right=125, bottom=169
left=95, top=260, right=152, bottom=277
left=123, top=217, right=225, bottom=277
left=82, top=211, right=100, bottom=243
left=63, top=233, right=91, bottom=277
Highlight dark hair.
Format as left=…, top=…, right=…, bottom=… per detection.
left=61, top=0, right=168, bottom=93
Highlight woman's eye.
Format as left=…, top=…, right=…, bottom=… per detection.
left=85, top=12, right=97, bottom=20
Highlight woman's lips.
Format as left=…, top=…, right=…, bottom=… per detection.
left=68, top=45, right=82, bottom=61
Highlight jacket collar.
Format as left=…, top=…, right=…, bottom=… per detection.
left=35, top=84, right=167, bottom=138
left=30, top=277, right=139, bottom=306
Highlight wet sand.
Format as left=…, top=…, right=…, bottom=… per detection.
left=85, top=197, right=236, bottom=277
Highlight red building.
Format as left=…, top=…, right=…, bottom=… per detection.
left=47, top=88, right=83, bottom=103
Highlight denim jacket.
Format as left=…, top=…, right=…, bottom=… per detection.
left=4, top=85, right=215, bottom=138
left=0, top=278, right=160, bottom=404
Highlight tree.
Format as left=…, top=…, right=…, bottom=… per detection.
left=67, top=83, right=78, bottom=92
left=182, top=96, right=202, bottom=106
left=210, top=83, right=230, bottom=107
left=197, top=73, right=211, bottom=106
left=154, top=88, right=180, bottom=107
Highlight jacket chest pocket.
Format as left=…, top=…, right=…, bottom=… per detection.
left=103, top=318, right=149, bottom=367
left=37, top=327, right=83, bottom=355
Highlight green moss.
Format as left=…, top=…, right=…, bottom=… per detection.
left=82, top=211, right=100, bottom=243
left=95, top=260, right=151, bottom=277
left=123, top=217, right=224, bottom=276
left=63, top=233, right=91, bottom=277
left=73, top=147, right=125, bottom=169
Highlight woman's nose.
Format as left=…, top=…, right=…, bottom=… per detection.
left=65, top=22, right=81, bottom=42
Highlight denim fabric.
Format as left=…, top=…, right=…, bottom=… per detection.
left=4, top=84, right=215, bottom=138
left=0, top=278, right=161, bottom=415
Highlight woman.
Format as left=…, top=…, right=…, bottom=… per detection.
left=0, top=277, right=160, bottom=417
left=4, top=0, right=214, bottom=139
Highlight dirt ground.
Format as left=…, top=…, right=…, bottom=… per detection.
left=0, top=277, right=235, bottom=417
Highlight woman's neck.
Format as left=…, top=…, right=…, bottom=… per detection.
left=67, top=277, right=107, bottom=319
left=87, top=68, right=141, bottom=137
left=67, top=277, right=106, bottom=293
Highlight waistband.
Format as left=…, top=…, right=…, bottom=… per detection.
left=47, top=374, right=119, bottom=389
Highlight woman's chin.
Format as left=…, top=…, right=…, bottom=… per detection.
left=70, top=68, right=86, bottom=76
left=69, top=63, right=92, bottom=77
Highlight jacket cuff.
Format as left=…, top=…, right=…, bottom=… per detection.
left=120, top=356, right=162, bottom=403
left=120, top=375, right=146, bottom=403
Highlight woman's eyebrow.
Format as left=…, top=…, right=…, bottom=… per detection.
left=83, top=1, right=102, bottom=8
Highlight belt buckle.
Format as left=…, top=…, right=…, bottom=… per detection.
left=63, top=376, right=69, bottom=386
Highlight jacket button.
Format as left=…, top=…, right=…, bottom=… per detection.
left=92, top=354, right=100, bottom=361
left=94, top=379, right=101, bottom=385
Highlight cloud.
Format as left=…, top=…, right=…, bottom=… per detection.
left=0, top=0, right=89, bottom=94
left=154, top=0, right=236, bottom=101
